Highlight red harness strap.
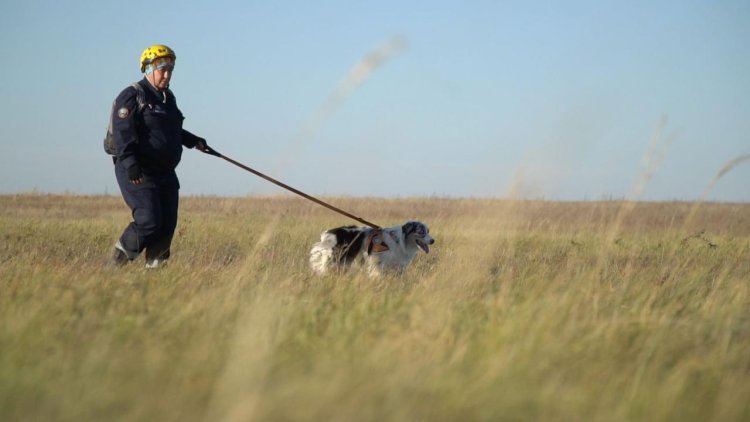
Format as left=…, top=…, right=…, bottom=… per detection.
left=367, top=229, right=390, bottom=254
left=366, top=229, right=400, bottom=254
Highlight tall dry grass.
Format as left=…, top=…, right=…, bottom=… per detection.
left=1, top=194, right=748, bottom=421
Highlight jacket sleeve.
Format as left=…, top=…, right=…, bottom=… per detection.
left=111, top=86, right=140, bottom=170
left=181, top=129, right=202, bottom=148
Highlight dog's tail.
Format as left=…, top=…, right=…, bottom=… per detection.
left=309, top=232, right=338, bottom=274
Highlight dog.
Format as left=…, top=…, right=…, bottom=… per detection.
left=309, top=221, right=435, bottom=277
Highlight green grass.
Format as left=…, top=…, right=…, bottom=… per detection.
left=1, top=194, right=748, bottom=421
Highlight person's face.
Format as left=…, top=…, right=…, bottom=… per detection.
left=146, top=57, right=175, bottom=90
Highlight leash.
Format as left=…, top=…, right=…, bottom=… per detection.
left=201, top=145, right=382, bottom=230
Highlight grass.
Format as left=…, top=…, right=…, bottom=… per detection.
left=1, top=194, right=749, bottom=421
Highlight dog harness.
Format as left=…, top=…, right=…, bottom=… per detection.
left=366, top=229, right=399, bottom=254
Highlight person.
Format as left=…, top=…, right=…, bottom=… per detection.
left=109, top=44, right=208, bottom=268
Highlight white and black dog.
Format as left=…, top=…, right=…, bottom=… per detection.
left=309, top=221, right=435, bottom=277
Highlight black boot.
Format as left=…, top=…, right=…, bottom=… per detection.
left=109, top=241, right=132, bottom=267
left=110, top=248, right=129, bottom=267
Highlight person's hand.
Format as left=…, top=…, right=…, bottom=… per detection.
left=195, top=137, right=208, bottom=152
left=128, top=164, right=144, bottom=185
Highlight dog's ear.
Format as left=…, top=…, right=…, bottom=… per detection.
left=402, top=221, right=425, bottom=236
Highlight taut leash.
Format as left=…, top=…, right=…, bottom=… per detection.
left=201, top=146, right=382, bottom=230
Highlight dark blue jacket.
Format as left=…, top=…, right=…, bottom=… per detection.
left=112, top=78, right=201, bottom=175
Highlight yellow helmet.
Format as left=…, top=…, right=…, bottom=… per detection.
left=139, top=44, right=176, bottom=73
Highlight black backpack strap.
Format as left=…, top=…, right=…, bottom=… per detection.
left=130, top=82, right=147, bottom=112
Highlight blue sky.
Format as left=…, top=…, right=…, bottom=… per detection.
left=1, top=0, right=748, bottom=201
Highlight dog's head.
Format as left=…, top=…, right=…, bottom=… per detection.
left=402, top=221, right=435, bottom=253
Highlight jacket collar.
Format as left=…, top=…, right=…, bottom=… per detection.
left=138, top=77, right=171, bottom=102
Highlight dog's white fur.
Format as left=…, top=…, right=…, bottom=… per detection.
left=309, top=221, right=434, bottom=277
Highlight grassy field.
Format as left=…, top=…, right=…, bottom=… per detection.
left=1, top=194, right=749, bottom=421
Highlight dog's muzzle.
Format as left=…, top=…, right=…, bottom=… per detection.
left=416, top=238, right=434, bottom=253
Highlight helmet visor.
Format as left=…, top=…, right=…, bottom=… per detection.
left=144, top=56, right=175, bottom=74
left=152, top=56, right=175, bottom=71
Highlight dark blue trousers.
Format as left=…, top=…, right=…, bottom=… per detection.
left=115, top=161, right=180, bottom=261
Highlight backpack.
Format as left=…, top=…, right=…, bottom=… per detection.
left=103, top=82, right=147, bottom=155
